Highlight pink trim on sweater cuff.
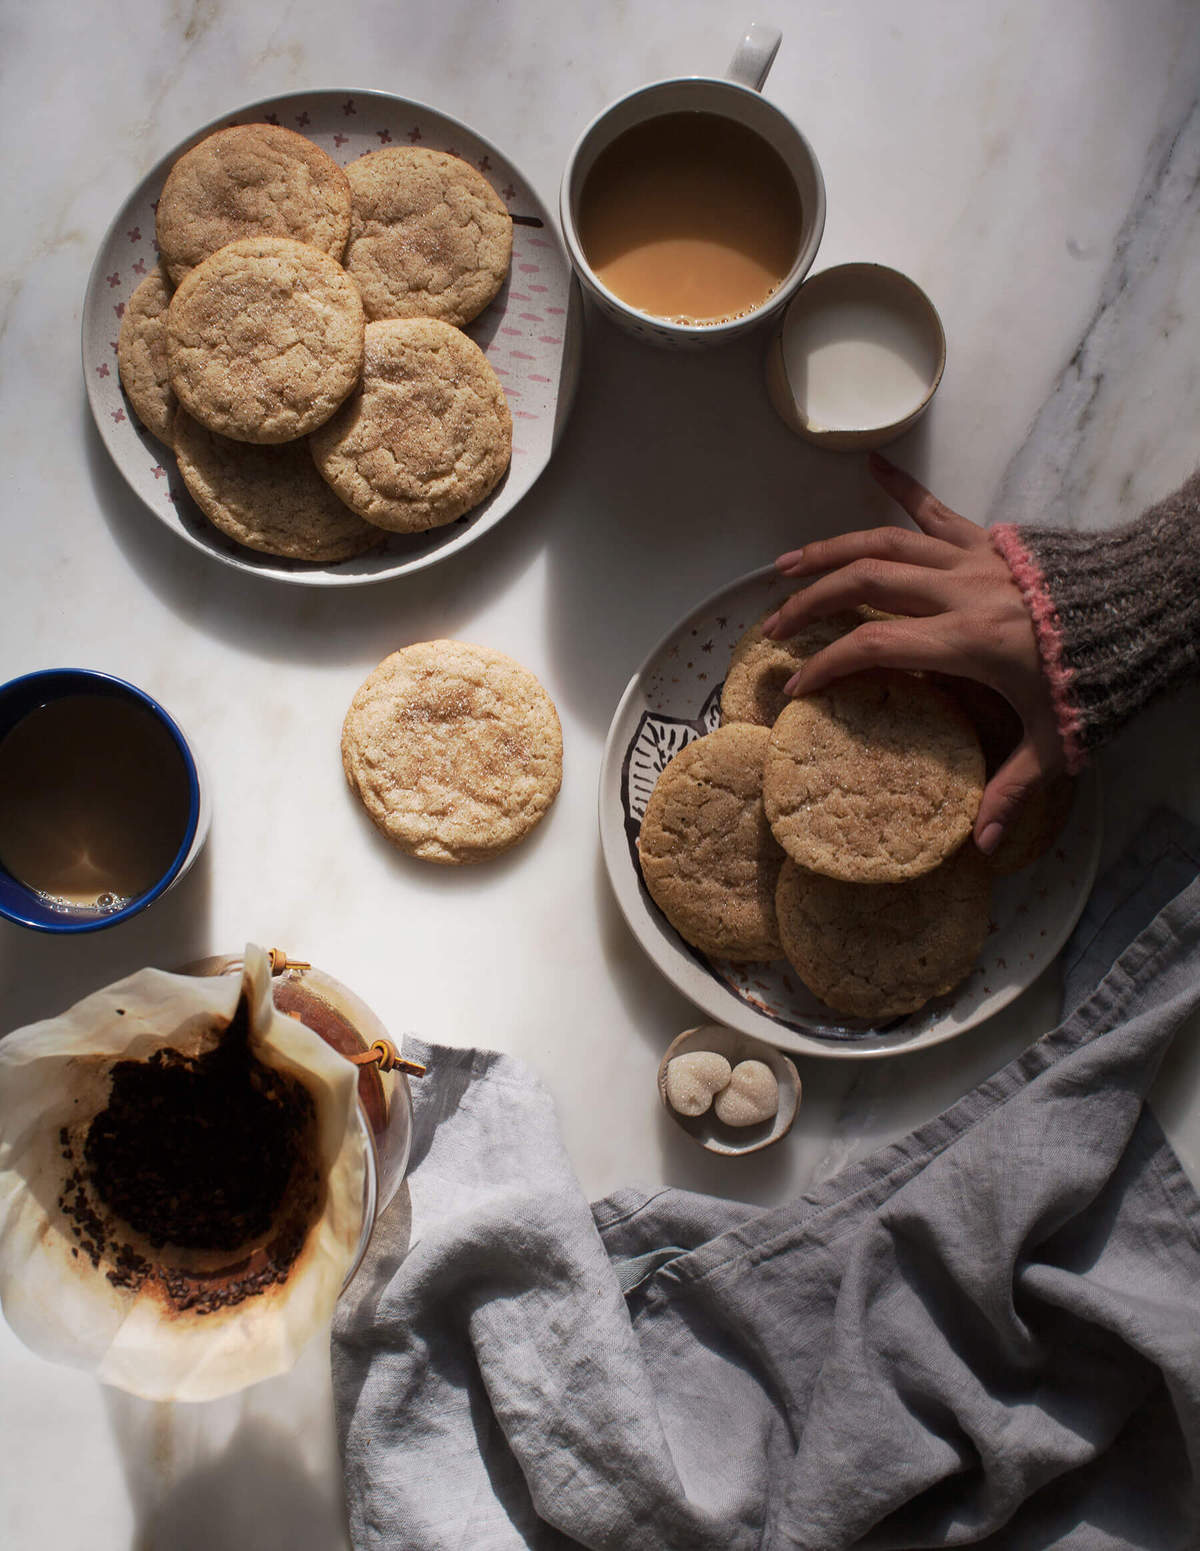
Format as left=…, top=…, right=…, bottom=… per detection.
left=990, top=525, right=1086, bottom=773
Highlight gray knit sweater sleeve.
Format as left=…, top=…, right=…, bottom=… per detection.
left=990, top=469, right=1200, bottom=771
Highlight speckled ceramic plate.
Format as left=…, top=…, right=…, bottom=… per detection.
left=598, top=564, right=1103, bottom=1060
left=83, top=89, right=582, bottom=586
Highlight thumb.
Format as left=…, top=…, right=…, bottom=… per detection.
left=974, top=738, right=1045, bottom=855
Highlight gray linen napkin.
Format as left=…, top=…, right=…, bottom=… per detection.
left=332, top=811, right=1200, bottom=1549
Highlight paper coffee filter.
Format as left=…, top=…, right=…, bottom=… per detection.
left=0, top=944, right=367, bottom=1401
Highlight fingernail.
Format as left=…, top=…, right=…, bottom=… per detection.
left=762, top=612, right=780, bottom=638
left=774, top=547, right=802, bottom=570
left=868, top=451, right=894, bottom=473
left=784, top=673, right=802, bottom=696
left=977, top=822, right=1003, bottom=855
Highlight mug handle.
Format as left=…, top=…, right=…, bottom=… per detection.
left=727, top=22, right=782, bottom=91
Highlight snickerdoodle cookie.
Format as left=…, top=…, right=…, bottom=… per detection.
left=166, top=237, right=365, bottom=444
left=763, top=671, right=984, bottom=884
left=342, top=148, right=512, bottom=325
left=117, top=268, right=176, bottom=445
left=775, top=846, right=992, bottom=1020
left=720, top=606, right=866, bottom=727
left=156, top=123, right=352, bottom=287
left=173, top=409, right=384, bottom=562
left=637, top=724, right=784, bottom=962
left=341, top=641, right=562, bottom=865
left=309, top=318, right=511, bottom=532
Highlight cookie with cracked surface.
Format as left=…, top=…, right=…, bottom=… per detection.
left=342, top=148, right=512, bottom=325
left=173, top=408, right=385, bottom=562
left=166, top=237, right=365, bottom=444
left=775, top=848, right=991, bottom=1020
left=720, top=605, right=868, bottom=727
left=309, top=318, right=511, bottom=532
left=117, top=268, right=177, bottom=445
left=637, top=724, right=784, bottom=962
left=155, top=123, right=352, bottom=287
left=763, top=671, right=984, bottom=883
left=341, top=641, right=562, bottom=865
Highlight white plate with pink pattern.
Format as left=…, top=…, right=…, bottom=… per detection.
left=598, top=565, right=1104, bottom=1060
left=82, top=90, right=582, bottom=586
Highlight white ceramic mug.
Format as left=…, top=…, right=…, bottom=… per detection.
left=559, top=25, right=826, bottom=349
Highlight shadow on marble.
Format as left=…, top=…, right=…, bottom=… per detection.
left=0, top=840, right=213, bottom=1036
left=81, top=394, right=558, bottom=671
left=106, top=1330, right=353, bottom=1551
left=591, top=848, right=698, bottom=1053
left=540, top=300, right=937, bottom=731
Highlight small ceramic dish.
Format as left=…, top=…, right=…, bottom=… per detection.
left=657, top=1023, right=801, bottom=1156
left=766, top=262, right=945, bottom=449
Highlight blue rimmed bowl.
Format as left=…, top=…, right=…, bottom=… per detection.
left=0, top=669, right=209, bottom=934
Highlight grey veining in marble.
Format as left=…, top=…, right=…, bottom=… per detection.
left=991, top=83, right=1200, bottom=531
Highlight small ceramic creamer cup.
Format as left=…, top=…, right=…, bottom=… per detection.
left=0, top=669, right=210, bottom=934
left=766, top=262, right=947, bottom=449
left=560, top=25, right=826, bottom=349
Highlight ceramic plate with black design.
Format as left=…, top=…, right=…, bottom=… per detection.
left=598, top=564, right=1103, bottom=1060
left=83, top=89, right=581, bottom=586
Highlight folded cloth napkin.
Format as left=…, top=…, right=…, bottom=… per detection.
left=332, top=811, right=1200, bottom=1549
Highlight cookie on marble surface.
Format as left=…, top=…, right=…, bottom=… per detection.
left=173, top=409, right=385, bottom=562
left=155, top=123, right=352, bottom=287
left=166, top=237, right=365, bottom=444
left=116, top=268, right=176, bottom=445
left=720, top=605, right=866, bottom=727
left=309, top=318, right=511, bottom=532
left=637, top=724, right=784, bottom=962
left=341, top=641, right=562, bottom=865
left=342, top=148, right=512, bottom=325
left=763, top=671, right=984, bottom=884
left=775, top=847, right=992, bottom=1020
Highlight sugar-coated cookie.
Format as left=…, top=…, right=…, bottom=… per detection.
left=342, top=148, right=512, bottom=325
left=167, top=237, right=364, bottom=444
left=637, top=724, right=784, bottom=962
left=173, top=409, right=384, bottom=562
left=763, top=671, right=984, bottom=883
left=775, top=847, right=992, bottom=1020
left=117, top=268, right=176, bottom=445
left=309, top=318, right=511, bottom=532
left=341, top=641, right=562, bottom=865
left=156, top=123, right=352, bottom=287
left=720, top=605, right=866, bottom=727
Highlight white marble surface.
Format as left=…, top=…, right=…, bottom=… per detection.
left=2, top=2, right=1200, bottom=1545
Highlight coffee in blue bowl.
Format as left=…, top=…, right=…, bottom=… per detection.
left=0, top=669, right=207, bottom=933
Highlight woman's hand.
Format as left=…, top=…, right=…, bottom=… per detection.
left=762, top=452, right=1064, bottom=855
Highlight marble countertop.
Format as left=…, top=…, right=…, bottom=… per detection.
left=2, top=1, right=1200, bottom=1545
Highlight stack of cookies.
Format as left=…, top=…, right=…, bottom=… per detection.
left=117, top=124, right=514, bottom=562
left=639, top=606, right=1074, bottom=1022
